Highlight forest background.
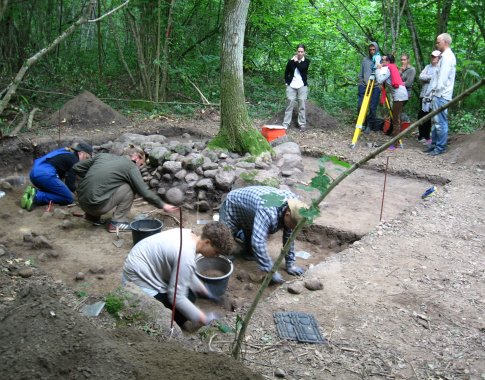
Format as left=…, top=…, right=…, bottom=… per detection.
left=0, top=0, right=484, bottom=135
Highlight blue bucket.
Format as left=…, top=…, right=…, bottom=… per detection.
left=195, top=256, right=233, bottom=297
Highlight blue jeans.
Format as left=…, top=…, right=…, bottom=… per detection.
left=30, top=163, right=74, bottom=205
left=357, top=84, right=381, bottom=130
left=431, top=96, right=449, bottom=153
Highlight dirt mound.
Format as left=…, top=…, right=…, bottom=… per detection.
left=447, top=129, right=485, bottom=168
left=265, top=100, right=340, bottom=130
left=0, top=271, right=262, bottom=380
left=43, top=91, right=130, bottom=129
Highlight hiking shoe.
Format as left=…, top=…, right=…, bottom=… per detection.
left=20, top=185, right=36, bottom=211
left=423, top=146, right=435, bottom=153
left=107, top=221, right=132, bottom=233
left=428, top=149, right=443, bottom=156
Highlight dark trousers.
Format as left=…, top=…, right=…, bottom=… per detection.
left=418, top=99, right=432, bottom=140
left=357, top=84, right=381, bottom=130
left=154, top=290, right=196, bottom=327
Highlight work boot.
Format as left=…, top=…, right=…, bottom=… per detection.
left=20, top=185, right=36, bottom=211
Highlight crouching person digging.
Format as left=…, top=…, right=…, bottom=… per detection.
left=220, top=186, right=308, bottom=284
left=122, top=222, right=233, bottom=330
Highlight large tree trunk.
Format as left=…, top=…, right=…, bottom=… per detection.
left=209, top=0, right=270, bottom=155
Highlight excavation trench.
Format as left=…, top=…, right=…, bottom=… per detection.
left=0, top=139, right=432, bottom=318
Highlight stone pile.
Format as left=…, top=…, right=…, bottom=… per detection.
left=97, top=132, right=304, bottom=209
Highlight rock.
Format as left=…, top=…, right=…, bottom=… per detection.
left=89, top=265, right=105, bottom=274
left=203, top=169, right=217, bottom=178
left=202, top=162, right=218, bottom=171
left=32, top=236, right=53, bottom=249
left=47, top=251, right=59, bottom=258
left=162, top=161, right=182, bottom=174
left=23, top=232, right=33, bottom=242
left=274, top=368, right=286, bottom=378
left=182, top=133, right=191, bottom=139
left=165, top=187, right=185, bottom=205
left=174, top=169, right=187, bottom=180
left=248, top=272, right=265, bottom=283
left=148, top=146, right=170, bottom=164
left=197, top=190, right=207, bottom=200
left=75, top=272, right=85, bottom=281
left=304, top=279, right=324, bottom=291
left=215, top=170, right=236, bottom=191
left=185, top=172, right=199, bottom=183
left=273, top=142, right=301, bottom=155
left=236, top=161, right=256, bottom=169
left=61, top=220, right=74, bottom=229
left=195, top=178, right=214, bottom=191
left=162, top=173, right=172, bottom=182
left=276, top=153, right=303, bottom=170
left=195, top=201, right=211, bottom=212
left=287, top=282, right=304, bottom=294
left=149, top=179, right=160, bottom=188
left=18, top=267, right=34, bottom=278
left=54, top=208, right=71, bottom=219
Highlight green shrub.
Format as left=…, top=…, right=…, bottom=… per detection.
left=449, top=109, right=484, bottom=134
left=105, top=293, right=124, bottom=318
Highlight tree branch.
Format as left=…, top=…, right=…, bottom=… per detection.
left=231, top=78, right=485, bottom=360
left=87, top=0, right=129, bottom=22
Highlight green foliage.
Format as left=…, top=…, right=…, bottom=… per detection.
left=449, top=109, right=484, bottom=134
left=239, top=171, right=257, bottom=183
left=260, top=192, right=285, bottom=208
left=105, top=293, right=125, bottom=318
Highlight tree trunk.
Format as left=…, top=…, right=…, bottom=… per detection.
left=0, top=0, right=8, bottom=23
left=404, top=1, right=423, bottom=73
left=436, top=0, right=453, bottom=34
left=160, top=0, right=176, bottom=102
left=154, top=0, right=162, bottom=103
left=209, top=0, right=270, bottom=156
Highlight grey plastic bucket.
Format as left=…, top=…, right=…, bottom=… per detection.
left=195, top=256, right=233, bottom=297
left=130, top=218, right=163, bottom=245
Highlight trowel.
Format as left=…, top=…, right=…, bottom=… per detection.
left=112, top=227, right=124, bottom=248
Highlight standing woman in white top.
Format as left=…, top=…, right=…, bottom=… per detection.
left=283, top=44, right=310, bottom=132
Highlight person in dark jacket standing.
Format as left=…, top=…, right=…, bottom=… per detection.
left=357, top=42, right=382, bottom=132
left=283, top=44, right=310, bottom=132
left=73, top=146, right=177, bottom=232
left=20, top=142, right=93, bottom=211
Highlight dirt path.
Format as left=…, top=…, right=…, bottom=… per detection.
left=0, top=119, right=484, bottom=379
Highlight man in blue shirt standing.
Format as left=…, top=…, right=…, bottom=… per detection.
left=425, top=33, right=456, bottom=156
left=219, top=186, right=308, bottom=284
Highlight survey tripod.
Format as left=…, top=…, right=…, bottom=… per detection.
left=350, top=75, right=402, bottom=149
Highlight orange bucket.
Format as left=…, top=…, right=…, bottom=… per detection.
left=261, top=125, right=286, bottom=142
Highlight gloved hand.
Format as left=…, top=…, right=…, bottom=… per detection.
left=204, top=312, right=219, bottom=325
left=271, top=271, right=285, bottom=284
left=286, top=264, right=305, bottom=276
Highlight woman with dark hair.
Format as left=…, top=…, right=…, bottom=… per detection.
left=376, top=54, right=408, bottom=141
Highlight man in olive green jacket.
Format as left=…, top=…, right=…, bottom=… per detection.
left=74, top=147, right=177, bottom=232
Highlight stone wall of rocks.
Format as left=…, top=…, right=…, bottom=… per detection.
left=96, top=133, right=303, bottom=210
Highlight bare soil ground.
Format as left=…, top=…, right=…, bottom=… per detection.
left=0, top=97, right=484, bottom=379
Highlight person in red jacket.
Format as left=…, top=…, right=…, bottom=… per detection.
left=376, top=54, right=408, bottom=140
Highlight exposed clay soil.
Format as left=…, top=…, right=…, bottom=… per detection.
left=0, top=98, right=484, bottom=379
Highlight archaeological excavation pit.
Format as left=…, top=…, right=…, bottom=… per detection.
left=0, top=135, right=436, bottom=317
